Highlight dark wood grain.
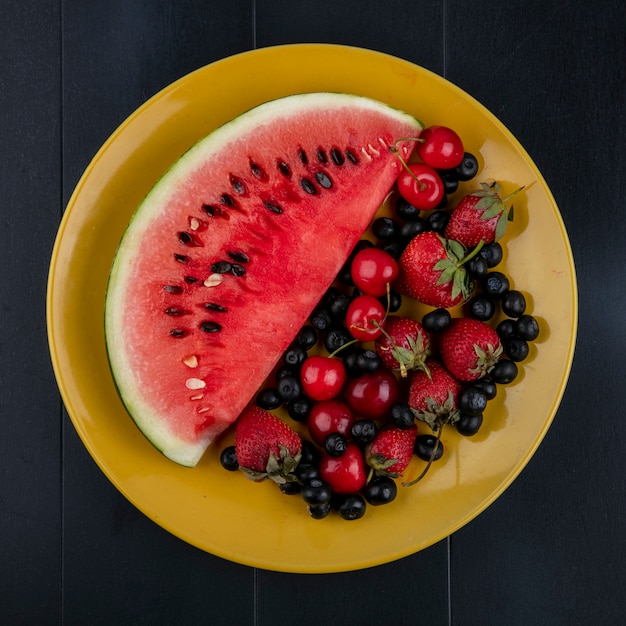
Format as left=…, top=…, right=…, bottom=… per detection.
left=0, top=2, right=62, bottom=623
left=1, top=0, right=624, bottom=623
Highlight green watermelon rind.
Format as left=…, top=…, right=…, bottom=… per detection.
left=104, top=92, right=422, bottom=467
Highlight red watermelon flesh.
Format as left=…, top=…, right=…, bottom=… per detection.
left=105, top=93, right=421, bottom=467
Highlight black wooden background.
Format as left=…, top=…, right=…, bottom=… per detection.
left=2, top=1, right=624, bottom=624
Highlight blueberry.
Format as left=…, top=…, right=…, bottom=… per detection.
left=395, top=197, right=421, bottom=221
left=473, top=377, right=498, bottom=401
left=422, top=308, right=451, bottom=333
left=286, top=395, right=313, bottom=422
left=324, top=432, right=348, bottom=457
left=491, top=359, right=518, bottom=384
left=219, top=445, right=239, bottom=471
left=296, top=464, right=320, bottom=483
left=400, top=219, right=427, bottom=241
left=279, top=481, right=301, bottom=495
left=456, top=413, right=483, bottom=436
left=336, top=494, right=367, bottom=520
left=479, top=242, right=503, bottom=268
left=379, top=240, right=404, bottom=260
left=342, top=349, right=363, bottom=378
left=516, top=314, right=540, bottom=341
left=458, top=386, right=488, bottom=416
left=414, top=434, right=444, bottom=462
left=276, top=375, right=302, bottom=401
left=504, top=338, right=530, bottom=362
left=363, top=476, right=397, bottom=506
left=256, top=387, right=283, bottom=410
left=328, top=294, right=352, bottom=321
left=372, top=217, right=399, bottom=240
left=427, top=210, right=450, bottom=234
left=283, top=344, right=308, bottom=369
left=299, top=440, right=320, bottom=466
left=468, top=295, right=496, bottom=321
left=308, top=502, right=332, bottom=519
left=390, top=403, right=415, bottom=430
left=379, top=289, right=403, bottom=313
left=296, top=325, right=318, bottom=350
left=496, top=319, right=518, bottom=341
left=501, top=290, right=526, bottom=317
left=351, top=419, right=377, bottom=445
left=356, top=349, right=382, bottom=374
left=483, top=271, right=510, bottom=298
left=324, top=327, right=353, bottom=353
left=467, top=255, right=489, bottom=279
left=455, top=152, right=479, bottom=181
left=438, top=169, right=459, bottom=194
left=301, top=478, right=332, bottom=506
left=310, top=305, right=333, bottom=331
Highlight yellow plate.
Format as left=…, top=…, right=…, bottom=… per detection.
left=47, top=44, right=577, bottom=573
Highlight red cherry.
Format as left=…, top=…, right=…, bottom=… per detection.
left=319, top=443, right=367, bottom=494
left=416, top=125, right=464, bottom=170
left=307, top=400, right=356, bottom=446
left=350, top=248, right=399, bottom=297
left=345, top=295, right=386, bottom=342
left=344, top=369, right=399, bottom=419
left=396, top=163, right=444, bottom=210
left=300, top=355, right=346, bottom=401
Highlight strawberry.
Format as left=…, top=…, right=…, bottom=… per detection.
left=396, top=231, right=475, bottom=308
left=375, top=315, right=431, bottom=378
left=408, top=358, right=461, bottom=430
left=366, top=424, right=418, bottom=478
left=234, top=406, right=302, bottom=484
left=445, top=181, right=523, bottom=248
left=439, top=317, right=503, bottom=382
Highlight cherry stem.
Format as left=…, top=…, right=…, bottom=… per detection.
left=401, top=423, right=443, bottom=487
left=327, top=338, right=358, bottom=359
left=391, top=137, right=426, bottom=191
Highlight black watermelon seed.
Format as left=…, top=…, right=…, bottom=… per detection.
left=345, top=149, right=359, bottom=164
left=227, top=251, right=249, bottom=264
left=211, top=261, right=233, bottom=274
left=330, top=147, right=345, bottom=165
left=230, top=264, right=246, bottom=277
left=178, top=231, right=192, bottom=245
left=229, top=175, right=247, bottom=195
left=169, top=329, right=188, bottom=338
left=204, top=302, right=228, bottom=312
left=184, top=276, right=199, bottom=284
left=300, top=178, right=317, bottom=195
left=250, top=161, right=268, bottom=180
left=316, top=148, right=328, bottom=163
left=164, top=307, right=189, bottom=316
left=202, top=203, right=229, bottom=219
left=174, top=254, right=190, bottom=264
left=264, top=201, right=283, bottom=214
left=163, top=285, right=183, bottom=294
left=200, top=321, right=222, bottom=333
left=315, top=171, right=333, bottom=189
left=298, top=147, right=308, bottom=164
left=277, top=160, right=292, bottom=177
left=220, top=193, right=236, bottom=207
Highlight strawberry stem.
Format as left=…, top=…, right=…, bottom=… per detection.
left=458, top=238, right=485, bottom=266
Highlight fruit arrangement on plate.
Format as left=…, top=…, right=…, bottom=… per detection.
left=104, top=91, right=538, bottom=522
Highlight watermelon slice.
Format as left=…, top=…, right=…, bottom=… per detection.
left=105, top=92, right=422, bottom=467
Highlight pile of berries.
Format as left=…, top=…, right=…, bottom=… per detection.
left=219, top=125, right=540, bottom=520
